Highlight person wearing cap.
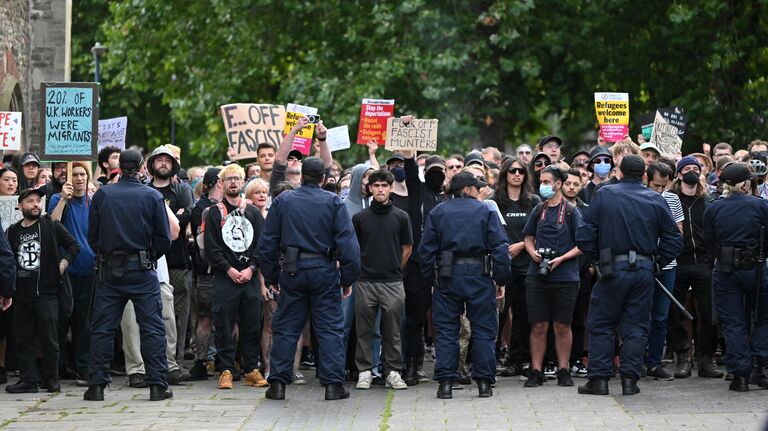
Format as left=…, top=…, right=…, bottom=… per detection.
left=48, top=162, right=97, bottom=385
left=537, top=135, right=563, bottom=163
left=5, top=187, right=79, bottom=394
left=96, top=146, right=122, bottom=186
left=465, top=151, right=486, bottom=169
left=85, top=149, right=173, bottom=402
left=640, top=142, right=661, bottom=167
left=202, top=163, right=266, bottom=390
left=517, top=144, right=533, bottom=164
left=385, top=153, right=409, bottom=212
left=570, top=150, right=590, bottom=168
left=578, top=146, right=613, bottom=204
left=418, top=172, right=510, bottom=399
left=146, top=145, right=195, bottom=372
left=703, top=162, right=768, bottom=391
left=529, top=152, right=552, bottom=197
left=665, top=156, right=722, bottom=380
left=17, top=152, right=40, bottom=192
left=576, top=155, right=682, bottom=396
left=259, top=156, right=361, bottom=401
left=402, top=146, right=447, bottom=386
left=187, top=167, right=223, bottom=380
left=520, top=165, right=583, bottom=388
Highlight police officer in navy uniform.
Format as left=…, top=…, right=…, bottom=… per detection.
left=419, top=172, right=510, bottom=399
left=576, top=155, right=682, bottom=396
left=703, top=162, right=768, bottom=391
left=258, top=156, right=360, bottom=401
left=85, top=149, right=173, bottom=402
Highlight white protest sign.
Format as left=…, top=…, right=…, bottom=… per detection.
left=98, top=116, right=127, bottom=150
left=385, top=118, right=439, bottom=151
left=651, top=111, right=683, bottom=155
left=0, top=195, right=45, bottom=231
left=326, top=125, right=351, bottom=152
left=0, top=112, right=22, bottom=151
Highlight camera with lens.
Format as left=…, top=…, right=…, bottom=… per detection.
left=537, top=247, right=558, bottom=276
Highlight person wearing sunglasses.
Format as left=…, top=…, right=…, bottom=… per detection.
left=529, top=153, right=552, bottom=198
left=578, top=146, right=614, bottom=205
left=444, top=154, right=465, bottom=184
left=517, top=144, right=533, bottom=164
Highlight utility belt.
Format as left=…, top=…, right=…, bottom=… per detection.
left=97, top=250, right=157, bottom=282
left=597, top=249, right=653, bottom=278
left=437, top=251, right=491, bottom=278
left=282, top=246, right=338, bottom=275
left=718, top=246, right=759, bottom=273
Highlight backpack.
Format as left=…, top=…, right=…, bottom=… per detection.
left=195, top=202, right=228, bottom=263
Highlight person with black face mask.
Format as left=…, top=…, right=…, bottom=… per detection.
left=386, top=153, right=409, bottom=212
left=668, top=156, right=723, bottom=379
left=402, top=143, right=446, bottom=386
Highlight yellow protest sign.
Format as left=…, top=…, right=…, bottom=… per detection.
left=594, top=92, right=629, bottom=142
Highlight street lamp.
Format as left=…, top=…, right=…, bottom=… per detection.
left=170, top=74, right=177, bottom=147
left=91, top=42, right=108, bottom=83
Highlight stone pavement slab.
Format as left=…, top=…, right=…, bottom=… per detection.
left=0, top=372, right=766, bottom=430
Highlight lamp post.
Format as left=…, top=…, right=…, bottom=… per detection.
left=170, top=74, right=177, bottom=147
left=90, top=42, right=108, bottom=83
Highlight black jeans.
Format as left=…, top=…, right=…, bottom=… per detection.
left=505, top=274, right=530, bottom=364
left=15, top=297, right=60, bottom=383
left=213, top=272, right=262, bottom=373
left=403, top=260, right=432, bottom=362
left=669, top=262, right=718, bottom=356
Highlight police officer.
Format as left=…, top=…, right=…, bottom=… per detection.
left=703, top=162, right=768, bottom=391
left=258, top=156, right=360, bottom=401
left=85, top=149, right=173, bottom=402
left=576, top=155, right=682, bottom=396
left=419, top=172, right=510, bottom=399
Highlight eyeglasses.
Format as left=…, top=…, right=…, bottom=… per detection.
left=223, top=176, right=243, bottom=183
left=534, top=160, right=551, bottom=168
left=508, top=167, right=526, bottom=175
left=446, top=164, right=463, bottom=170
left=751, top=151, right=768, bottom=159
left=542, top=143, right=559, bottom=150
left=518, top=150, right=532, bottom=155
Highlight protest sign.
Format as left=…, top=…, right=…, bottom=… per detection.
left=594, top=92, right=629, bottom=142
left=651, top=111, right=683, bottom=155
left=283, top=103, right=318, bottom=155
left=0, top=112, right=22, bottom=151
left=636, top=111, right=656, bottom=141
left=658, top=106, right=687, bottom=138
left=327, top=125, right=351, bottom=152
left=97, top=116, right=127, bottom=150
left=357, top=98, right=395, bottom=145
left=221, top=104, right=286, bottom=160
left=40, top=82, right=98, bottom=160
left=0, top=195, right=44, bottom=231
left=385, top=118, right=439, bottom=152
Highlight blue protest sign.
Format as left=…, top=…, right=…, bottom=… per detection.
left=40, top=82, right=99, bottom=161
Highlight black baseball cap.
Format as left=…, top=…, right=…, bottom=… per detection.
left=464, top=152, right=485, bottom=167
left=18, top=186, right=45, bottom=203
left=20, top=152, right=40, bottom=166
left=385, top=153, right=405, bottom=165
left=119, top=149, right=143, bottom=172
left=537, top=135, right=563, bottom=149
left=301, top=156, right=324, bottom=177
left=449, top=172, right=487, bottom=192
left=720, top=162, right=757, bottom=186
left=203, top=167, right=221, bottom=187
left=288, top=149, right=304, bottom=161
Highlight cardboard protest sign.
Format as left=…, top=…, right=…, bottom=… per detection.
left=651, top=111, right=683, bottom=155
left=327, top=125, right=351, bottom=152
left=0, top=195, right=44, bottom=231
left=221, top=104, right=286, bottom=160
left=658, top=106, right=687, bottom=138
left=357, top=99, right=395, bottom=145
left=283, top=103, right=317, bottom=156
left=594, top=92, right=629, bottom=142
left=40, top=82, right=98, bottom=160
left=98, top=116, right=127, bottom=150
left=0, top=112, right=22, bottom=151
left=385, top=118, right=439, bottom=152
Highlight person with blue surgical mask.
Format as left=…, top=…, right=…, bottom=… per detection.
left=577, top=146, right=614, bottom=204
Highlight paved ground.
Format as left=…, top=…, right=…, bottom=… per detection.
left=1, top=368, right=766, bottom=431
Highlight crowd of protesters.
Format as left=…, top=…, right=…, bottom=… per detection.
left=0, top=118, right=766, bottom=400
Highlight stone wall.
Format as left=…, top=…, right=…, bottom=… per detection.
left=0, top=0, right=31, bottom=150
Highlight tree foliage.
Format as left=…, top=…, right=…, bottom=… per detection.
left=71, top=0, right=768, bottom=166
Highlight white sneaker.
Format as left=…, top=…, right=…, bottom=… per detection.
left=386, top=371, right=408, bottom=390
left=356, top=371, right=373, bottom=389
left=294, top=371, right=306, bottom=385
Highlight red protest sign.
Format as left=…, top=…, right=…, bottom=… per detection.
left=356, top=99, right=394, bottom=145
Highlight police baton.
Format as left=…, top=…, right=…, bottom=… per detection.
left=655, top=278, right=694, bottom=320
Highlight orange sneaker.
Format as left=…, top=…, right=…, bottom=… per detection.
left=244, top=369, right=268, bottom=387
left=218, top=370, right=234, bottom=389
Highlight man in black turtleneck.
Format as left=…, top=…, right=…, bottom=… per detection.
left=351, top=169, right=413, bottom=390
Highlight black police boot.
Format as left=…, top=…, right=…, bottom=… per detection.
left=697, top=355, right=724, bottom=378
left=324, top=383, right=350, bottom=400
left=437, top=380, right=453, bottom=399
left=83, top=384, right=106, bottom=401
left=265, top=381, right=286, bottom=400
left=749, top=363, right=768, bottom=388
left=674, top=353, right=691, bottom=378
left=149, top=385, right=173, bottom=401
left=5, top=380, right=39, bottom=394
left=404, top=358, right=419, bottom=386
left=729, top=376, right=749, bottom=392
left=477, top=380, right=492, bottom=398
left=128, top=373, right=148, bottom=388
left=577, top=378, right=609, bottom=395
left=621, top=377, right=640, bottom=395
left=41, top=380, right=61, bottom=393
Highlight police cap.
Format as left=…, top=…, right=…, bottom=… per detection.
left=720, top=162, right=756, bottom=186
left=619, top=154, right=645, bottom=179
left=119, top=149, right=144, bottom=172
left=301, top=156, right=325, bottom=177
left=449, top=172, right=487, bottom=193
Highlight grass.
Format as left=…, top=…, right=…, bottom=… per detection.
left=378, top=389, right=395, bottom=431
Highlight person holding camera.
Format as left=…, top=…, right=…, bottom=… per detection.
left=521, top=165, right=583, bottom=388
